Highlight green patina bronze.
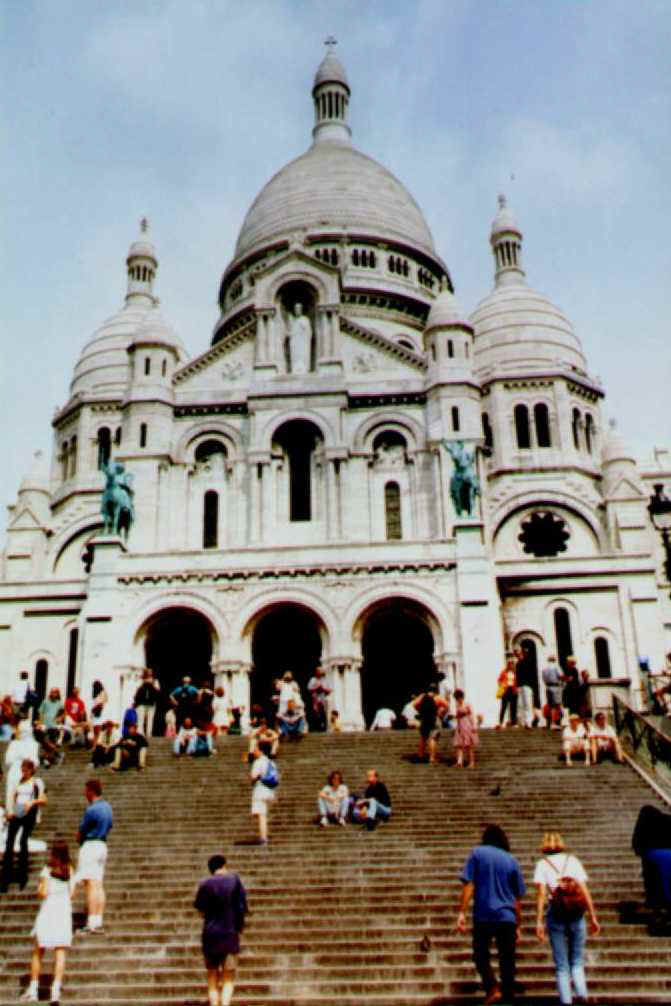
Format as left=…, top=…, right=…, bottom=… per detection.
left=101, top=459, right=135, bottom=538
left=444, top=440, right=480, bottom=517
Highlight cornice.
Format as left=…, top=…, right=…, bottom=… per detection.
left=118, top=558, right=455, bottom=587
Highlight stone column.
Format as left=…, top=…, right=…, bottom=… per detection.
left=316, top=306, right=342, bottom=375
left=116, top=665, right=145, bottom=722
left=327, top=658, right=364, bottom=731
left=212, top=660, right=251, bottom=718
left=253, top=309, right=278, bottom=378
left=247, top=452, right=271, bottom=544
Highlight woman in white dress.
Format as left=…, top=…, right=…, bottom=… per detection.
left=21, top=839, right=73, bottom=1005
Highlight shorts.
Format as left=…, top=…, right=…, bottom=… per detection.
left=76, top=840, right=108, bottom=882
left=420, top=725, right=440, bottom=741
left=204, top=951, right=238, bottom=971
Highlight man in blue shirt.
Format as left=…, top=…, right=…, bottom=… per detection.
left=456, top=824, right=525, bottom=1004
left=74, top=778, right=113, bottom=933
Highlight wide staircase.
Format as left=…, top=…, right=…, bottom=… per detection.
left=1, top=729, right=670, bottom=1004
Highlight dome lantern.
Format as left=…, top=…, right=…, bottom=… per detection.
left=312, top=38, right=351, bottom=146
left=490, top=194, right=525, bottom=289
left=126, top=217, right=158, bottom=305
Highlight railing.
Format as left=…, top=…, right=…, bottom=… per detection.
left=613, top=694, right=671, bottom=794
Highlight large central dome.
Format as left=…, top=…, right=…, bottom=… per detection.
left=233, top=47, right=436, bottom=261
left=235, top=141, right=436, bottom=259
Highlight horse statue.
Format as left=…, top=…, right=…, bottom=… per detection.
left=443, top=440, right=480, bottom=518
left=101, top=459, right=135, bottom=538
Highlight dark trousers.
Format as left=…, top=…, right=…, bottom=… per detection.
left=499, top=688, right=518, bottom=726
left=1, top=808, right=37, bottom=889
left=473, top=921, right=517, bottom=998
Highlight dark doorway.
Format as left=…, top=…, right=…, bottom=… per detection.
left=66, top=628, right=78, bottom=697
left=518, top=638, right=541, bottom=707
left=554, top=607, right=574, bottom=672
left=34, top=659, right=48, bottom=706
left=144, top=608, right=213, bottom=734
left=360, top=601, right=436, bottom=726
left=251, top=604, right=322, bottom=713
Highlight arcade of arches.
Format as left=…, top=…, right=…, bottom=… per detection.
left=138, top=598, right=442, bottom=730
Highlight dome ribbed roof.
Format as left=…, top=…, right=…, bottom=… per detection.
left=70, top=301, right=154, bottom=397
left=234, top=142, right=436, bottom=259
left=471, top=283, right=587, bottom=375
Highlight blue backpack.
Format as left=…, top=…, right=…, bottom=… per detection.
left=261, top=759, right=279, bottom=788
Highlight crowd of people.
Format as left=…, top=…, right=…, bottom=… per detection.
left=0, top=659, right=664, bottom=1006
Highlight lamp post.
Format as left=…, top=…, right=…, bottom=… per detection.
left=647, top=483, right=671, bottom=584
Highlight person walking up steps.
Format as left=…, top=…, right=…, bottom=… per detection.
left=194, top=854, right=248, bottom=1006
left=250, top=740, right=278, bottom=845
left=73, top=778, right=113, bottom=933
left=20, top=839, right=74, bottom=1005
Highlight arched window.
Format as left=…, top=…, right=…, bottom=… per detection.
left=114, top=426, right=122, bottom=446
left=553, top=608, right=574, bottom=672
left=384, top=481, right=402, bottom=540
left=140, top=423, right=147, bottom=448
left=594, top=636, right=612, bottom=679
left=274, top=421, right=320, bottom=522
left=144, top=357, right=151, bottom=376
left=369, top=250, right=376, bottom=268
left=66, top=627, right=79, bottom=698
left=69, top=435, right=77, bottom=477
left=352, top=249, right=359, bottom=266
left=451, top=405, right=460, bottom=432
left=203, top=491, right=218, bottom=549
left=447, top=339, right=454, bottom=358
left=161, top=359, right=167, bottom=377
left=330, top=249, right=338, bottom=266
left=534, top=403, right=551, bottom=447
left=61, top=441, right=69, bottom=481
left=465, top=342, right=470, bottom=358
left=482, top=412, right=493, bottom=450
left=585, top=414, right=594, bottom=454
left=514, top=405, right=531, bottom=449
left=572, top=408, right=581, bottom=450
left=97, top=427, right=111, bottom=469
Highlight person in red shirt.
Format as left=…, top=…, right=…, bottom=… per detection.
left=64, top=688, right=90, bottom=747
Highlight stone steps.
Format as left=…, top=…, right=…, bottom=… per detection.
left=0, top=730, right=669, bottom=1004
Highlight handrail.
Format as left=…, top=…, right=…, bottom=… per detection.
left=613, top=694, right=671, bottom=796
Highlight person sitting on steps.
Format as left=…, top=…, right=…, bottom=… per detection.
left=352, top=769, right=391, bottom=831
left=318, top=770, right=349, bottom=827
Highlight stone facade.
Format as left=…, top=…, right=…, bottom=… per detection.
left=2, top=50, right=670, bottom=727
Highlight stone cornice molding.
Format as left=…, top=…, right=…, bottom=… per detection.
left=118, top=558, right=456, bottom=587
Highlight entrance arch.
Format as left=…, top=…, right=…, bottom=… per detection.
left=250, top=603, right=324, bottom=712
left=359, top=599, right=437, bottom=726
left=142, top=607, right=214, bottom=733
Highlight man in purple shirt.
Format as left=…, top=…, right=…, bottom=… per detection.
left=456, top=824, right=525, bottom=1004
left=194, top=854, right=248, bottom=1006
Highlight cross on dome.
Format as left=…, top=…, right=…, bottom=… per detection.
left=140, top=217, right=149, bottom=233
left=324, top=35, right=337, bottom=50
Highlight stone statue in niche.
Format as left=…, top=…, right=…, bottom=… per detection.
left=444, top=439, right=480, bottom=518
left=286, top=302, right=312, bottom=374
left=100, top=459, right=135, bottom=537
left=374, top=441, right=406, bottom=469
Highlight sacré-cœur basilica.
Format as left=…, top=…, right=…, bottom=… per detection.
left=2, top=47, right=670, bottom=728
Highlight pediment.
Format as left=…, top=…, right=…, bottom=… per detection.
left=607, top=475, right=645, bottom=500
left=174, top=339, right=254, bottom=393
left=8, top=505, right=44, bottom=531
left=341, top=316, right=426, bottom=376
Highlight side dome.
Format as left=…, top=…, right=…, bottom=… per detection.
left=235, top=142, right=436, bottom=260
left=425, top=281, right=470, bottom=331
left=70, top=222, right=182, bottom=397
left=471, top=196, right=588, bottom=377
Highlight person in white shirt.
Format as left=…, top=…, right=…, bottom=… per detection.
left=369, top=707, right=396, bottom=731
left=588, top=712, right=624, bottom=764
left=534, top=832, right=600, bottom=1006
left=250, top=740, right=277, bottom=844
left=1, top=759, right=47, bottom=891
left=317, top=770, right=349, bottom=827
left=278, top=672, right=303, bottom=717
left=562, top=714, right=591, bottom=766
left=173, top=718, right=198, bottom=756
left=211, top=686, right=229, bottom=735
left=401, top=698, right=419, bottom=729
left=5, top=721, right=40, bottom=804
left=11, top=671, right=31, bottom=716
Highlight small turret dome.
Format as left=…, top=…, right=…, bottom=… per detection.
left=602, top=419, right=636, bottom=465
left=490, top=193, right=521, bottom=238
left=425, top=281, right=471, bottom=331
left=19, top=450, right=50, bottom=495
left=130, top=307, right=186, bottom=357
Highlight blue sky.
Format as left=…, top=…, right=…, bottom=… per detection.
left=2, top=0, right=670, bottom=532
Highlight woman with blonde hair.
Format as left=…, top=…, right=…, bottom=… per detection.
left=21, top=839, right=73, bottom=1004
left=534, top=832, right=600, bottom=1005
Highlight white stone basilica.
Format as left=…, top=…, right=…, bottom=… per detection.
left=2, top=47, right=670, bottom=727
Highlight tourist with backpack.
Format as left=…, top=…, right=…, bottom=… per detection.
left=534, top=832, right=600, bottom=1006
left=250, top=740, right=278, bottom=845
left=194, top=854, right=248, bottom=1006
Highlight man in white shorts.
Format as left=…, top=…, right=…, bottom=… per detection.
left=589, top=711, right=625, bottom=764
left=74, top=779, right=113, bottom=933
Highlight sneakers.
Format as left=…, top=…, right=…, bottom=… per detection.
left=80, top=925, right=104, bottom=934
left=19, top=986, right=38, bottom=1002
left=319, top=817, right=328, bottom=828
left=338, top=817, right=347, bottom=826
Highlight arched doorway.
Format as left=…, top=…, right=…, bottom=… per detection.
left=143, top=607, right=214, bottom=734
left=360, top=600, right=436, bottom=726
left=250, top=603, right=323, bottom=713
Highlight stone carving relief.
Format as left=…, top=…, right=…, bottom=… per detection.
left=221, top=361, right=244, bottom=382
left=374, top=441, right=406, bottom=470
left=352, top=352, right=379, bottom=374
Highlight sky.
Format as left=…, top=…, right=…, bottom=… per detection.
left=1, top=0, right=670, bottom=536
